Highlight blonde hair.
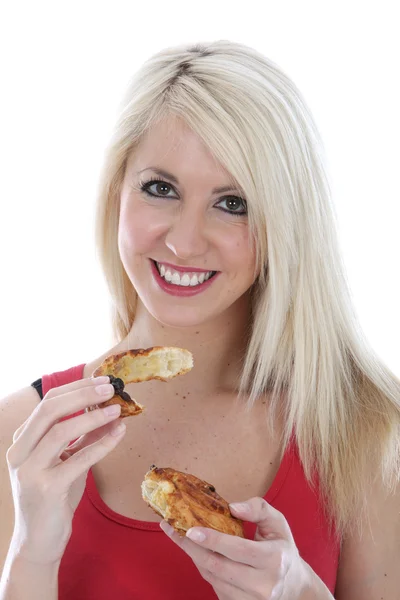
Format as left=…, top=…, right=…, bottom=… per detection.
left=95, top=40, right=400, bottom=534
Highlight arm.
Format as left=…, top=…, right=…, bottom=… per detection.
left=0, top=386, right=59, bottom=599
left=335, top=472, right=400, bottom=599
left=0, top=553, right=59, bottom=600
left=1, top=379, right=125, bottom=599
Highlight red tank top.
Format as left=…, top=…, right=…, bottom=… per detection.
left=42, top=365, right=340, bottom=598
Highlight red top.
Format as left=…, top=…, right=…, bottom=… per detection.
left=42, top=365, right=340, bottom=599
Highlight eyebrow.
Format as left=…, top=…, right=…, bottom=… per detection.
left=137, top=167, right=241, bottom=195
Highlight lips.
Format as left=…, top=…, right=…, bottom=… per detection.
left=154, top=261, right=217, bottom=287
left=150, top=259, right=219, bottom=297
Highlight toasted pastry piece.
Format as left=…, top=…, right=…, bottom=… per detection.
left=88, top=346, right=193, bottom=418
left=141, top=466, right=245, bottom=538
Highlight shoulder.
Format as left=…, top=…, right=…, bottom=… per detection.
left=335, top=470, right=400, bottom=599
left=0, top=385, right=42, bottom=445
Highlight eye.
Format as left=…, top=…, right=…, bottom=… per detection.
left=140, top=178, right=176, bottom=198
left=215, top=196, right=247, bottom=216
left=139, top=177, right=247, bottom=216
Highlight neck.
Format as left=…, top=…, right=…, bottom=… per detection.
left=115, top=294, right=252, bottom=395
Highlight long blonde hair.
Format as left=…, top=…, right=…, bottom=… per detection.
left=95, top=40, right=400, bottom=534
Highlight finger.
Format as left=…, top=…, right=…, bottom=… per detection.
left=229, top=498, right=294, bottom=543
left=59, top=419, right=119, bottom=462
left=54, top=419, right=126, bottom=488
left=12, top=417, right=30, bottom=443
left=62, top=421, right=114, bottom=456
left=28, top=404, right=122, bottom=469
left=197, top=567, right=254, bottom=600
left=184, top=525, right=271, bottom=569
left=43, top=375, right=110, bottom=400
left=12, top=377, right=108, bottom=444
left=160, top=522, right=257, bottom=594
left=7, top=378, right=113, bottom=467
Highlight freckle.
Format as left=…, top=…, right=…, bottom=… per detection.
left=270, top=462, right=272, bottom=465
left=183, top=396, right=186, bottom=399
left=167, top=418, right=170, bottom=422
left=176, top=392, right=179, bottom=396
left=129, top=447, right=132, bottom=450
left=194, top=456, right=198, bottom=459
left=154, top=427, right=157, bottom=430
left=195, top=331, right=199, bottom=334
left=138, top=454, right=141, bottom=457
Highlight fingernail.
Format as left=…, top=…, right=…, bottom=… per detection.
left=110, top=421, right=126, bottom=436
left=95, top=383, right=115, bottom=396
left=160, top=521, right=174, bottom=537
left=186, top=528, right=206, bottom=542
left=229, top=502, right=250, bottom=513
left=103, top=404, right=121, bottom=417
left=91, top=376, right=109, bottom=384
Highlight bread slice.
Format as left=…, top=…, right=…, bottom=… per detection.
left=88, top=346, right=193, bottom=418
left=92, top=346, right=193, bottom=382
left=141, top=466, right=244, bottom=537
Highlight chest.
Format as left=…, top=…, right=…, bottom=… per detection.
left=91, top=392, right=282, bottom=522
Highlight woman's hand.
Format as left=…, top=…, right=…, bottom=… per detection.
left=160, top=497, right=332, bottom=599
left=5, top=376, right=126, bottom=566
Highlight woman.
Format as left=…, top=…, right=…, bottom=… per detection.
left=1, top=40, right=399, bottom=599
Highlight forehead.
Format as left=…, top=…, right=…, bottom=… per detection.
left=126, top=116, right=237, bottom=186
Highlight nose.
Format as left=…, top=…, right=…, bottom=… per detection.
left=165, top=205, right=209, bottom=260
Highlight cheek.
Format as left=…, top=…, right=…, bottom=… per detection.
left=222, top=227, right=257, bottom=276
left=118, top=200, right=167, bottom=257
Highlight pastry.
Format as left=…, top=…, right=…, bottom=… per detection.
left=141, top=466, right=245, bottom=537
left=88, top=346, right=193, bottom=418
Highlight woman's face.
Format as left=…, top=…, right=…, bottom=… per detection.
left=118, top=116, right=258, bottom=328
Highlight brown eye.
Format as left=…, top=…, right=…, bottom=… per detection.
left=140, top=178, right=175, bottom=198
left=216, top=196, right=247, bottom=215
left=154, top=182, right=171, bottom=195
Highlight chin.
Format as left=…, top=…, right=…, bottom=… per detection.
left=145, top=303, right=214, bottom=329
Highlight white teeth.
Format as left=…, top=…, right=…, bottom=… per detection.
left=180, top=274, right=191, bottom=286
left=155, top=262, right=214, bottom=287
left=171, top=272, right=180, bottom=285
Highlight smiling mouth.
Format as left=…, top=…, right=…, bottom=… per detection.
left=152, top=260, right=218, bottom=287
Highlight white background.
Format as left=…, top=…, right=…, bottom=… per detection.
left=0, top=1, right=398, bottom=398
